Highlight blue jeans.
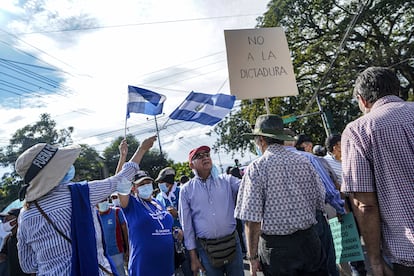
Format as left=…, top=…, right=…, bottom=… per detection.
left=196, top=232, right=244, bottom=276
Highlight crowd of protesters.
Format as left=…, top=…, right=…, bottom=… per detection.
left=0, top=66, right=412, bottom=276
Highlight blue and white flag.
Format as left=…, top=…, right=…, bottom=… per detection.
left=126, top=86, right=166, bottom=118
left=169, top=92, right=236, bottom=126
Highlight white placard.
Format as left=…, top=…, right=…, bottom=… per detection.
left=224, top=27, right=298, bottom=100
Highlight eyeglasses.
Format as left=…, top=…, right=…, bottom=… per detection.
left=111, top=195, right=118, bottom=199
left=192, top=152, right=210, bottom=160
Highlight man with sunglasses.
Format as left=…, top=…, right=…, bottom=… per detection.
left=178, top=146, right=244, bottom=276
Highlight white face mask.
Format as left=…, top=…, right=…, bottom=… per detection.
left=112, top=198, right=120, bottom=207
left=2, top=219, right=16, bottom=232
left=97, top=201, right=109, bottom=212
left=138, top=183, right=154, bottom=199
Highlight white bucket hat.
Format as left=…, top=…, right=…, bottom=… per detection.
left=15, top=143, right=81, bottom=202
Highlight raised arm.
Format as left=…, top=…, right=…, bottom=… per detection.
left=118, top=135, right=157, bottom=208
left=115, top=139, right=128, bottom=174
left=129, top=135, right=157, bottom=164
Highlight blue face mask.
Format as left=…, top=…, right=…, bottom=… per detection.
left=60, top=165, right=75, bottom=184
left=158, top=183, right=169, bottom=193
left=211, top=164, right=220, bottom=180
left=138, top=183, right=153, bottom=199
left=255, top=145, right=262, bottom=157
left=97, top=201, right=109, bottom=212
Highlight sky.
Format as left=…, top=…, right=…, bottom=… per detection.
left=0, top=0, right=269, bottom=171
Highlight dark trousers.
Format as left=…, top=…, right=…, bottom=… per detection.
left=259, top=227, right=329, bottom=276
left=315, top=211, right=339, bottom=276
left=393, top=263, right=414, bottom=276
left=236, top=218, right=246, bottom=254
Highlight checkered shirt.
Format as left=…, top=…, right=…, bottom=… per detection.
left=235, top=144, right=326, bottom=235
left=342, top=95, right=414, bottom=266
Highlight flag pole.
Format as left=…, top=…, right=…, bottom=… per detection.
left=124, top=117, right=127, bottom=139
left=264, top=97, right=270, bottom=114
left=154, top=115, right=163, bottom=158
left=160, top=91, right=191, bottom=130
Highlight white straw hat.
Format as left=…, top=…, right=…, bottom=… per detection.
left=15, top=143, right=81, bottom=202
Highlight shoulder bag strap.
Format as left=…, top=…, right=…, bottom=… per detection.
left=33, top=201, right=114, bottom=276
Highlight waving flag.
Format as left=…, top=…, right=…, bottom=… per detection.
left=126, top=86, right=166, bottom=118
left=169, top=92, right=236, bottom=126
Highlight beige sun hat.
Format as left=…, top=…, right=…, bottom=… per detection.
left=15, top=143, right=81, bottom=202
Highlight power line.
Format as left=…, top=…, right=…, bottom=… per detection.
left=0, top=57, right=66, bottom=72
left=15, top=14, right=263, bottom=35
left=0, top=30, right=84, bottom=76
left=136, top=51, right=225, bottom=79
left=0, top=61, right=61, bottom=89
left=144, top=59, right=226, bottom=85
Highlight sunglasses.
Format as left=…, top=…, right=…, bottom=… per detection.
left=193, top=152, right=210, bottom=160
left=111, top=195, right=118, bottom=199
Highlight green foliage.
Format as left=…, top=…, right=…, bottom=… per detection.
left=0, top=113, right=75, bottom=206
left=170, top=162, right=193, bottom=181
left=213, top=111, right=254, bottom=157
left=0, top=115, right=188, bottom=206
left=102, top=134, right=173, bottom=179
left=214, top=0, right=413, bottom=154
left=0, top=173, right=21, bottom=210
left=103, top=134, right=139, bottom=176
left=73, top=144, right=105, bottom=181
left=0, top=113, right=74, bottom=167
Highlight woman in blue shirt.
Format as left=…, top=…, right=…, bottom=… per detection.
left=116, top=139, right=174, bottom=276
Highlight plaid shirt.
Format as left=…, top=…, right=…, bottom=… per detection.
left=235, top=144, right=326, bottom=235
left=342, top=95, right=414, bottom=266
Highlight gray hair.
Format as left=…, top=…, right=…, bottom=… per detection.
left=353, top=67, right=400, bottom=104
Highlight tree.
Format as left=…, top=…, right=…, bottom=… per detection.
left=73, top=144, right=105, bottom=181
left=0, top=113, right=74, bottom=209
left=170, top=162, right=193, bottom=181
left=102, top=135, right=172, bottom=179
left=0, top=115, right=188, bottom=210
left=0, top=113, right=74, bottom=167
left=214, top=0, right=414, bottom=154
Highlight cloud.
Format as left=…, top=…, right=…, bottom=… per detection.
left=0, top=0, right=267, bottom=168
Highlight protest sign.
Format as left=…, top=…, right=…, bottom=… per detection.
left=329, top=213, right=365, bottom=263
left=224, top=27, right=298, bottom=100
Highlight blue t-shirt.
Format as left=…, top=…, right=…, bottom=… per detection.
left=99, top=207, right=126, bottom=256
left=123, top=196, right=174, bottom=276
